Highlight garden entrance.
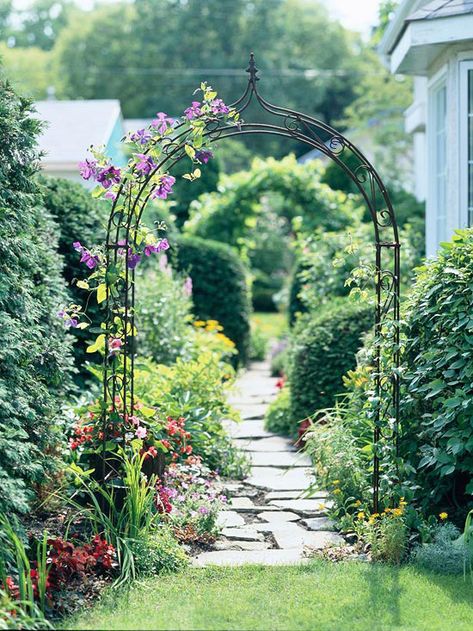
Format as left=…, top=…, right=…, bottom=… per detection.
left=102, top=54, right=400, bottom=512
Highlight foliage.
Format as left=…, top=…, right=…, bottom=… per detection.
left=133, top=357, right=248, bottom=478
left=411, top=523, right=470, bottom=575
left=6, top=0, right=72, bottom=50
left=399, top=230, right=473, bottom=516
left=303, top=373, right=373, bottom=522
left=38, top=176, right=108, bottom=384
left=174, top=235, right=251, bottom=364
left=270, top=339, right=290, bottom=377
left=53, top=0, right=361, bottom=156
left=356, top=501, right=409, bottom=565
left=289, top=220, right=424, bottom=325
left=0, top=79, right=73, bottom=515
left=157, top=461, right=227, bottom=543
left=171, top=153, right=220, bottom=228
left=135, top=256, right=194, bottom=366
left=186, top=156, right=360, bottom=251
left=0, top=43, right=54, bottom=99
left=249, top=319, right=269, bottom=361
left=290, top=298, right=373, bottom=422
left=264, top=388, right=292, bottom=437
left=128, top=527, right=188, bottom=578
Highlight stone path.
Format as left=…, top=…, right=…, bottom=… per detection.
left=193, top=360, right=343, bottom=567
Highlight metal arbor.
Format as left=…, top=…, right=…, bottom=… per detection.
left=103, top=54, right=400, bottom=512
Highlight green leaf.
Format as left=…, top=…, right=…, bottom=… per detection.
left=86, top=333, right=105, bottom=354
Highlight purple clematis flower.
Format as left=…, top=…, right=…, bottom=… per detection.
left=97, top=165, right=121, bottom=189
left=195, top=149, right=213, bottom=164
left=151, top=112, right=174, bottom=135
left=73, top=241, right=83, bottom=253
left=135, top=153, right=156, bottom=175
left=66, top=318, right=78, bottom=328
left=152, top=176, right=176, bottom=200
left=130, top=128, right=152, bottom=145
left=80, top=250, right=99, bottom=269
left=184, top=101, right=202, bottom=120
left=127, top=252, right=142, bottom=270
left=210, top=98, right=229, bottom=114
left=157, top=238, right=170, bottom=252
left=104, top=190, right=117, bottom=201
left=79, top=159, right=98, bottom=180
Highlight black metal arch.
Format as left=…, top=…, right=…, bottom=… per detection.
left=103, top=53, right=401, bottom=512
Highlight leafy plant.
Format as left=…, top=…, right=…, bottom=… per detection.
left=411, top=523, right=469, bottom=575
left=399, top=229, right=473, bottom=516
left=289, top=297, right=372, bottom=422
left=264, top=388, right=293, bottom=437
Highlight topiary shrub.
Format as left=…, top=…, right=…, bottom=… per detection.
left=400, top=229, right=473, bottom=517
left=38, top=176, right=108, bottom=385
left=173, top=235, right=251, bottom=364
left=289, top=297, right=372, bottom=422
left=0, top=81, right=73, bottom=514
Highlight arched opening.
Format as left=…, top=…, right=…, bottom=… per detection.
left=103, top=54, right=400, bottom=512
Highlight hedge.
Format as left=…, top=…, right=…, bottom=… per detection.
left=400, top=229, right=473, bottom=518
left=173, top=235, right=251, bottom=364
left=0, top=82, right=73, bottom=514
left=290, top=297, right=372, bottom=422
left=38, top=176, right=108, bottom=385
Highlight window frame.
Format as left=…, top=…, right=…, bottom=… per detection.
left=459, top=59, right=473, bottom=229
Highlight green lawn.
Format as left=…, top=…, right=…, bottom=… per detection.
left=251, top=311, right=287, bottom=340
left=62, top=560, right=473, bottom=631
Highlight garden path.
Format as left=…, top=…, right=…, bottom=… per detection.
left=193, top=361, right=342, bottom=566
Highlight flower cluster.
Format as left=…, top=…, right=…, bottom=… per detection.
left=69, top=421, right=94, bottom=450
left=156, top=459, right=227, bottom=542
left=162, top=416, right=192, bottom=461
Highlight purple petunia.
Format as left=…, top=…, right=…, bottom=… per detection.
left=210, top=98, right=229, bottom=114
left=96, top=165, right=121, bottom=189
left=130, top=128, right=152, bottom=145
left=152, top=175, right=176, bottom=200
left=151, top=112, right=174, bottom=135
left=184, top=101, right=202, bottom=120
left=195, top=149, right=213, bottom=164
left=135, top=153, right=156, bottom=175
left=79, top=159, right=98, bottom=181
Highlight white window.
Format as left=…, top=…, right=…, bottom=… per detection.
left=460, top=61, right=473, bottom=228
left=431, top=80, right=447, bottom=243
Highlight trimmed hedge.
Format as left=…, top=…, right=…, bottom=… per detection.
left=38, top=176, right=108, bottom=385
left=173, top=235, right=251, bottom=364
left=0, top=82, right=73, bottom=514
left=290, top=297, right=372, bottom=422
left=400, top=229, right=473, bottom=517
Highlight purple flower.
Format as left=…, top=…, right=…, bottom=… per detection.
left=183, top=276, right=193, bottom=296
left=73, top=241, right=83, bottom=253
left=66, top=318, right=78, bottom=328
left=152, top=176, right=175, bottom=200
left=104, top=190, right=117, bottom=201
left=130, top=128, right=152, bottom=145
left=127, top=253, right=142, bottom=269
left=151, top=112, right=174, bottom=135
left=135, top=153, right=156, bottom=175
left=79, top=249, right=99, bottom=269
left=210, top=98, right=229, bottom=114
left=184, top=101, right=202, bottom=120
left=157, top=238, right=170, bottom=252
left=57, top=309, right=65, bottom=318
left=79, top=159, right=98, bottom=180
left=198, top=506, right=210, bottom=515
left=195, top=149, right=213, bottom=164
left=143, top=244, right=157, bottom=257
left=97, top=165, right=121, bottom=189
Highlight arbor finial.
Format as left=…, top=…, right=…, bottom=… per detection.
left=246, top=52, right=259, bottom=84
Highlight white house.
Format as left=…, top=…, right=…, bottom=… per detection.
left=379, top=0, right=473, bottom=256
left=35, top=99, right=128, bottom=184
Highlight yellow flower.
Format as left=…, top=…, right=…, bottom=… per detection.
left=354, top=500, right=362, bottom=507
left=392, top=508, right=403, bottom=517
left=333, top=488, right=342, bottom=495
left=439, top=512, right=448, bottom=521
left=357, top=511, right=365, bottom=521
left=332, top=480, right=340, bottom=486
left=193, top=320, right=206, bottom=327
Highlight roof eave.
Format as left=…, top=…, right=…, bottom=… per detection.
left=390, top=13, right=473, bottom=75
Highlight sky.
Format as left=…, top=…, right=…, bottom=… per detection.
left=321, top=0, right=381, bottom=36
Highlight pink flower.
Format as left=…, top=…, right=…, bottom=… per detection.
left=184, top=101, right=202, bottom=120
left=109, top=338, right=122, bottom=353
left=135, top=426, right=147, bottom=439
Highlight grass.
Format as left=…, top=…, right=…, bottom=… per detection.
left=251, top=311, right=287, bottom=341
left=62, top=560, right=473, bottom=630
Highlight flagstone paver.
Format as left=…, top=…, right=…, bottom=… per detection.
left=193, top=360, right=343, bottom=567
